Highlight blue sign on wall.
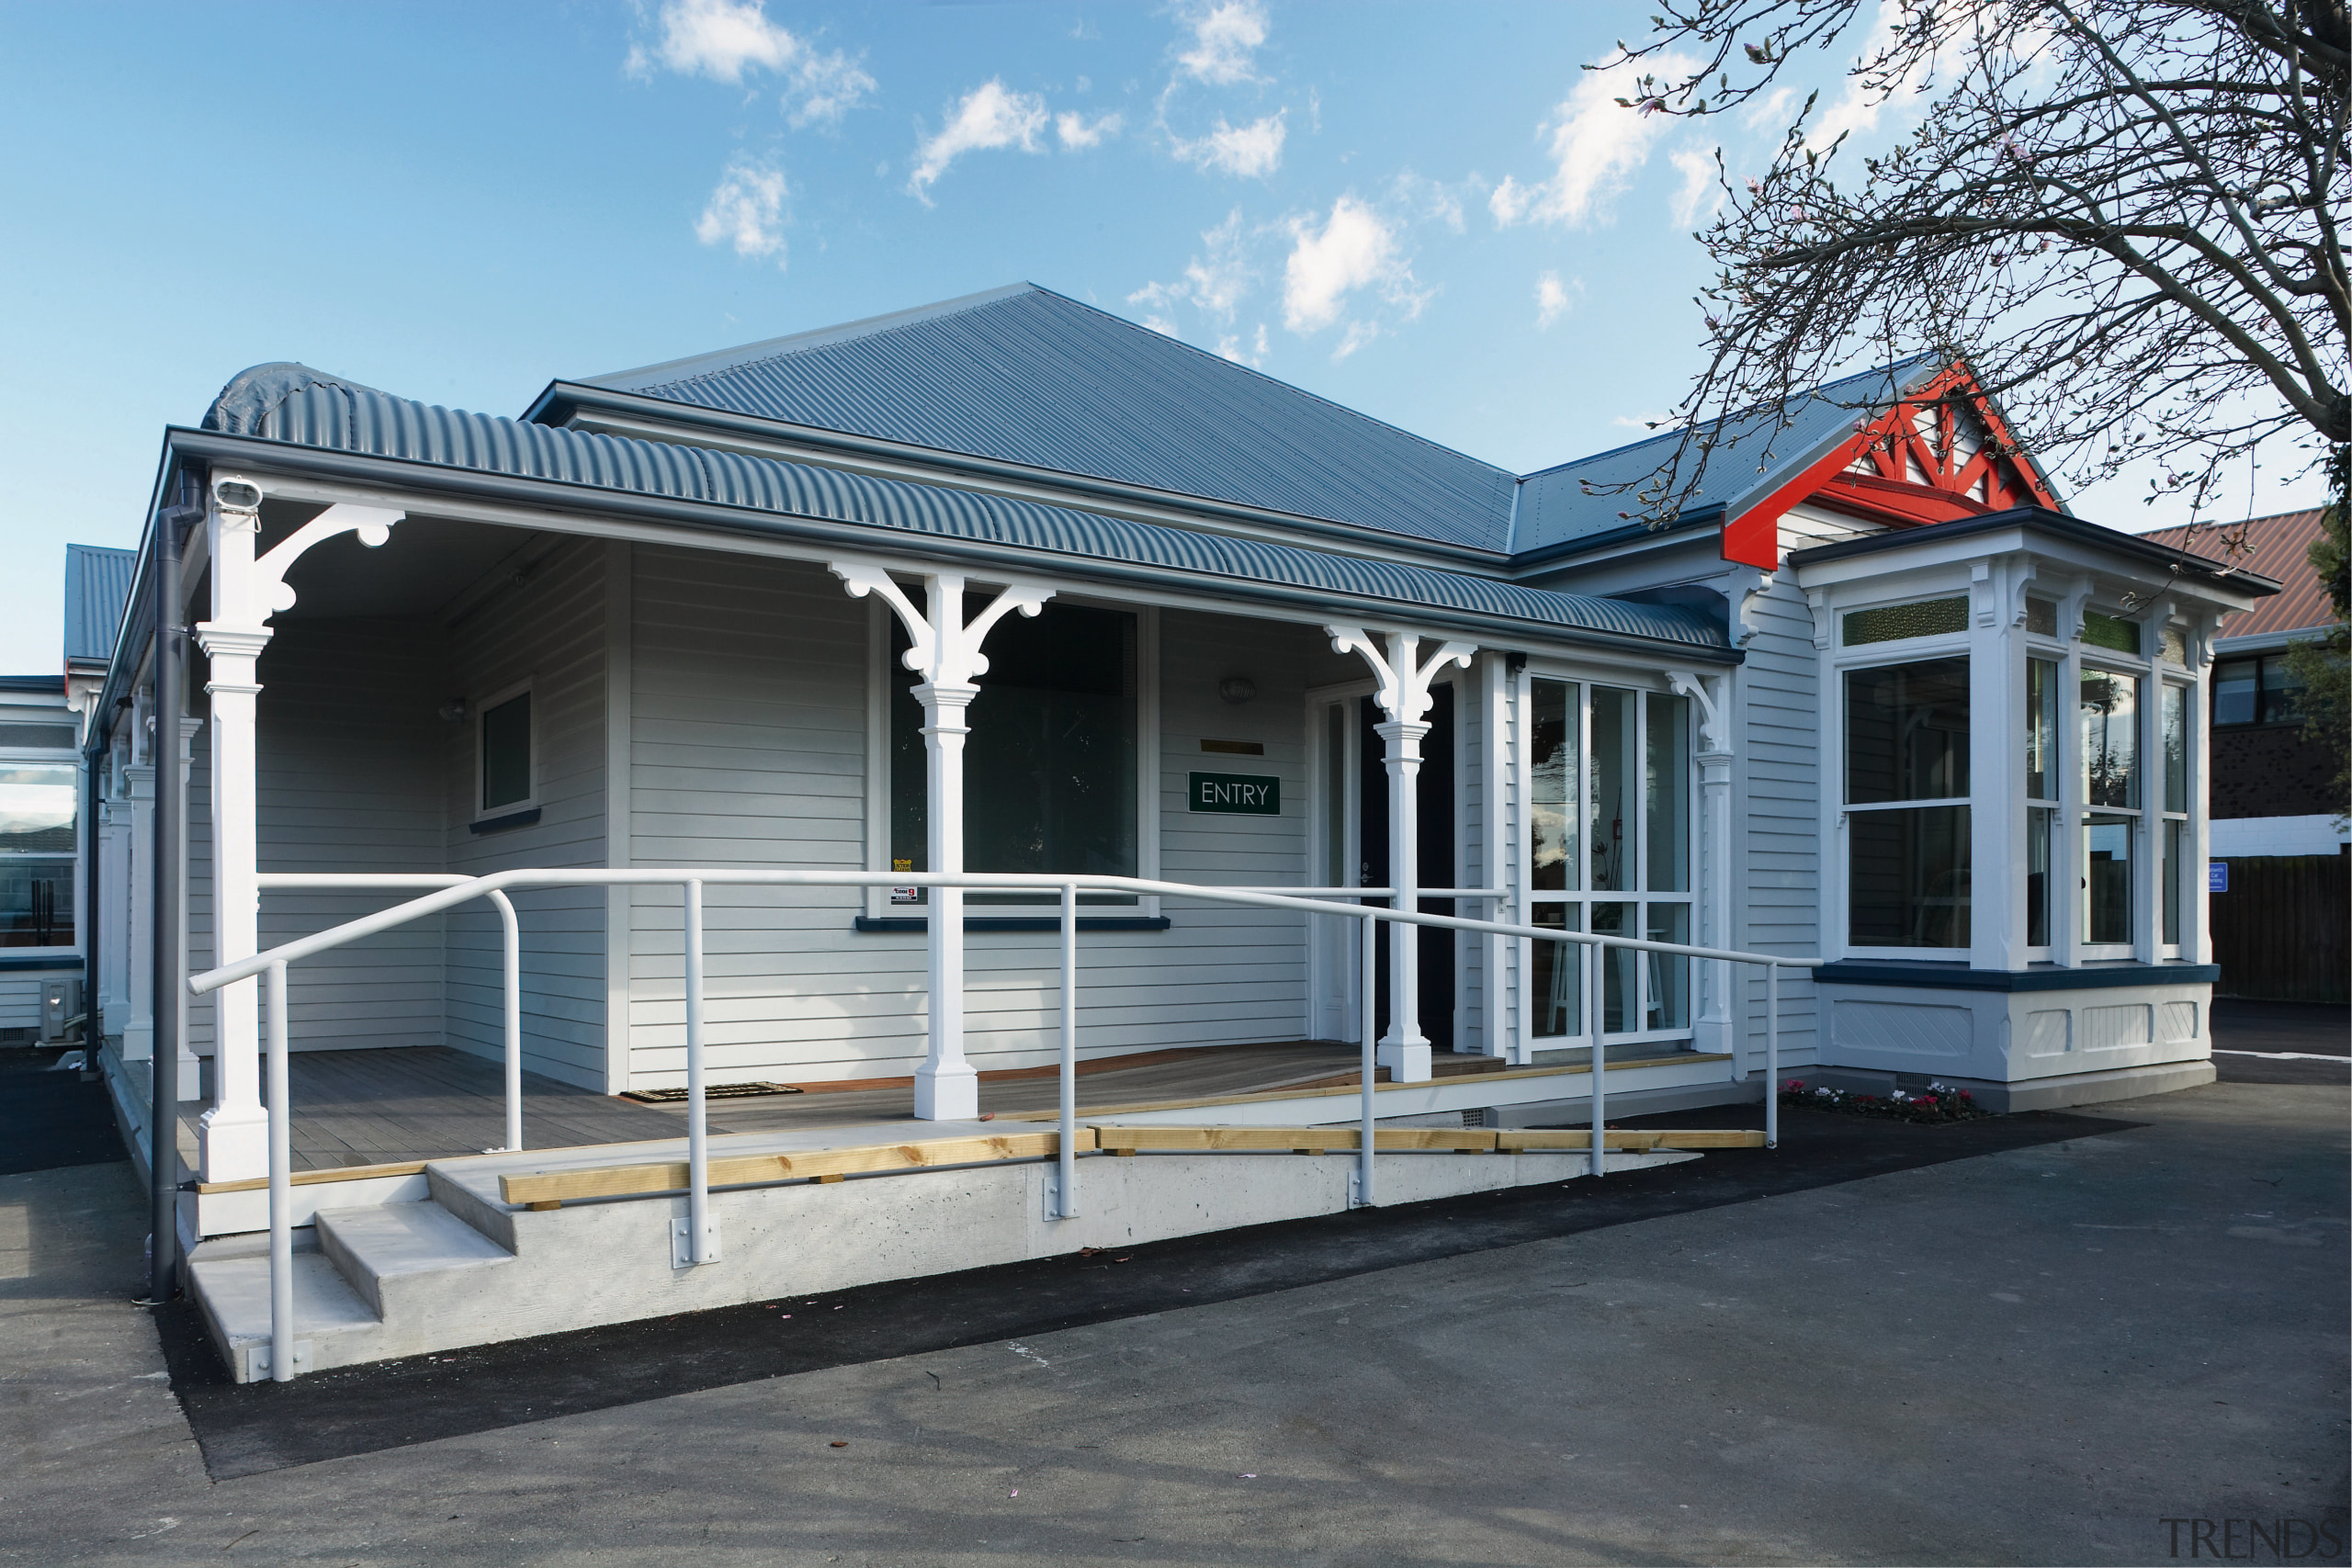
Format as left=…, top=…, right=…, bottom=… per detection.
left=2208, top=861, right=2228, bottom=893
left=1189, top=772, right=1280, bottom=815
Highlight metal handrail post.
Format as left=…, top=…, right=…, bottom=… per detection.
left=1588, top=934, right=1605, bottom=1179
left=1765, top=962, right=1780, bottom=1150
left=1057, top=880, right=1078, bottom=1219
left=1357, top=911, right=1374, bottom=1207
left=684, top=878, right=711, bottom=1265
left=266, top=961, right=294, bottom=1382
left=490, top=890, right=522, bottom=1153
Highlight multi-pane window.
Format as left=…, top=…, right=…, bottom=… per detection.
left=2079, top=668, right=2140, bottom=946
left=2161, top=681, right=2190, bottom=948
left=2025, top=658, right=2060, bottom=948
left=890, top=600, right=1138, bottom=905
left=1845, top=658, right=1971, bottom=949
left=0, top=762, right=76, bottom=948
left=1526, top=679, right=1691, bottom=1043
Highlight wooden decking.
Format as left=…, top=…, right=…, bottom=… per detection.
left=194, top=1041, right=1546, bottom=1173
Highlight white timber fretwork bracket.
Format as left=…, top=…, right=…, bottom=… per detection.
left=827, top=560, right=1055, bottom=688
left=1324, top=626, right=1476, bottom=726
left=1665, top=669, right=1730, bottom=757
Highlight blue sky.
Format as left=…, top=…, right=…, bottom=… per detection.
left=0, top=0, right=2324, bottom=675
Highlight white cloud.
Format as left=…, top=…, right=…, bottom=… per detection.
left=1130, top=208, right=1254, bottom=323
left=1669, top=147, right=1722, bottom=228
left=1216, top=323, right=1271, bottom=366
left=1390, top=170, right=1469, bottom=233
left=1176, top=1, right=1270, bottom=85
left=1490, top=53, right=1694, bottom=229
left=1282, top=196, right=1428, bottom=354
left=1172, top=111, right=1285, bottom=178
left=1534, top=271, right=1580, bottom=328
left=631, top=0, right=796, bottom=82
left=628, top=0, right=874, bottom=124
left=1056, top=110, right=1125, bottom=149
left=695, top=156, right=789, bottom=264
left=909, top=80, right=1049, bottom=202
left=787, top=49, right=876, bottom=127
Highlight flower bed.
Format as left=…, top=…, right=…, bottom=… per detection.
left=1778, top=1078, right=1994, bottom=1123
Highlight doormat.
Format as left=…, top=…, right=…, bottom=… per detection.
left=618, top=1081, right=803, bottom=1103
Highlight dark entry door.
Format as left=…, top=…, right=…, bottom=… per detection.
left=1358, top=682, right=1456, bottom=1049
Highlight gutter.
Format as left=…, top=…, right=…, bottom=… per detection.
left=1784, top=505, right=2284, bottom=593
left=163, top=428, right=1740, bottom=666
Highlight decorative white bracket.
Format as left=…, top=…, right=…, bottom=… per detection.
left=1970, top=560, right=1995, bottom=628
left=203, top=475, right=403, bottom=626
left=829, top=560, right=1053, bottom=686
left=2009, top=563, right=2042, bottom=628
left=1325, top=626, right=1476, bottom=721
left=1803, top=586, right=1831, bottom=650
left=1666, top=669, right=1730, bottom=755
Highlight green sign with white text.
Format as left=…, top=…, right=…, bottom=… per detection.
left=1189, top=772, right=1280, bottom=815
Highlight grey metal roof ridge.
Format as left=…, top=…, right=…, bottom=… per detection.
left=573, top=284, right=1043, bottom=391
left=531, top=379, right=1515, bottom=572
left=1784, top=505, right=2282, bottom=592
left=164, top=426, right=1738, bottom=661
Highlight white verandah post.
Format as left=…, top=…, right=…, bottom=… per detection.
left=831, top=562, right=1052, bottom=1122
left=1326, top=626, right=1475, bottom=1084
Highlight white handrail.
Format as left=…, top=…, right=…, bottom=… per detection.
left=202, top=866, right=1820, bottom=1382
left=254, top=873, right=526, bottom=1155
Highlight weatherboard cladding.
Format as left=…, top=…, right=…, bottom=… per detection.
left=63, top=542, right=138, bottom=665
left=199, top=363, right=1728, bottom=653
left=590, top=286, right=1520, bottom=553
left=1511, top=357, right=1941, bottom=555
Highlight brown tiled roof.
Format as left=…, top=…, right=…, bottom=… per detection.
left=2140, top=508, right=2338, bottom=640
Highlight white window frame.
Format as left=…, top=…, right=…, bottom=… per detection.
left=472, top=677, right=538, bottom=823
left=1826, top=597, right=1975, bottom=961
left=861, top=593, right=1159, bottom=921
left=2075, top=635, right=2150, bottom=962
left=1515, top=664, right=1698, bottom=1055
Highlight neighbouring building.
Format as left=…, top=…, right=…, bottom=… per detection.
left=2142, top=508, right=2348, bottom=1001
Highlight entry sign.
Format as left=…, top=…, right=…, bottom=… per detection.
left=1190, top=771, right=1280, bottom=816
left=2209, top=861, right=2228, bottom=893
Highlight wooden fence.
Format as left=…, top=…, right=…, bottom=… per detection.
left=2211, top=852, right=2350, bottom=1003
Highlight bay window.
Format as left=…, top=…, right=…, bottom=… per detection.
left=1526, top=677, right=1692, bottom=1044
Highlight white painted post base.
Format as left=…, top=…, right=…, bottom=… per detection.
left=913, top=1062, right=979, bottom=1122
left=1375, top=1042, right=1432, bottom=1082
left=198, top=1105, right=269, bottom=1184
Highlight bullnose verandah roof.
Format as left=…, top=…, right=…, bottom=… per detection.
left=190, top=361, right=1734, bottom=657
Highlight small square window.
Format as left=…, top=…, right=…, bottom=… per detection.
left=2025, top=598, right=2058, bottom=637
left=480, top=692, right=532, bottom=812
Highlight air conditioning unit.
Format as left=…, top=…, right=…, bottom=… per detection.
left=39, top=978, right=83, bottom=1043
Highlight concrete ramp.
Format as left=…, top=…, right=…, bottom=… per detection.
left=187, top=1118, right=1702, bottom=1382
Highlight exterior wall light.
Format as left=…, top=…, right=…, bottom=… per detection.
left=1218, top=676, right=1258, bottom=705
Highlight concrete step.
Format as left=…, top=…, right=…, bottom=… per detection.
left=314, top=1201, right=516, bottom=1318
left=187, top=1251, right=384, bottom=1382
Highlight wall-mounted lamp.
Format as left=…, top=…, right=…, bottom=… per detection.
left=437, top=699, right=469, bottom=723
left=1217, top=675, right=1258, bottom=705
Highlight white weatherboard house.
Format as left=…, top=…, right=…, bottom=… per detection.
left=78, top=286, right=2274, bottom=1379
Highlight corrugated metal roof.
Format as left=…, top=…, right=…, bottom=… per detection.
left=2140, top=509, right=2336, bottom=639
left=62, top=543, right=137, bottom=666
left=571, top=284, right=1521, bottom=554
left=1512, top=357, right=1943, bottom=554
left=199, top=363, right=1729, bottom=653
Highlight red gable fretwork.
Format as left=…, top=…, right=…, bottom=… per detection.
left=1720, top=365, right=2062, bottom=569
